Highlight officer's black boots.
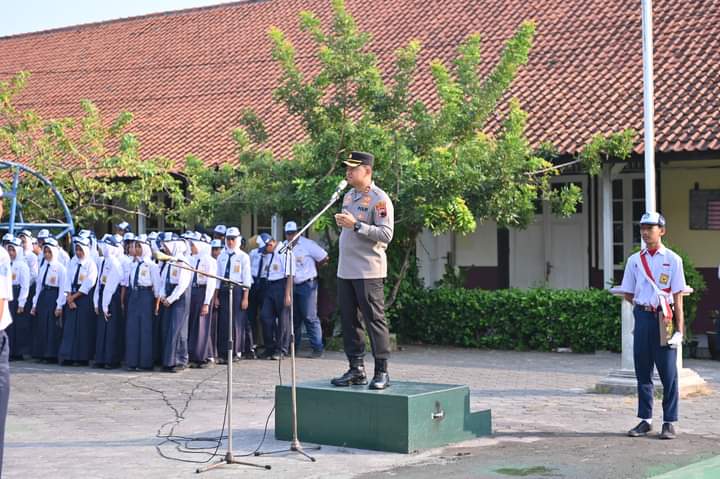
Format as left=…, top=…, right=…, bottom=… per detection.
left=369, top=359, right=390, bottom=390
left=331, top=358, right=368, bottom=386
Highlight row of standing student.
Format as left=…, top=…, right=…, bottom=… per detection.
left=3, top=222, right=328, bottom=372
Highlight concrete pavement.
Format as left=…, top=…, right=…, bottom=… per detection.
left=5, top=347, right=720, bottom=478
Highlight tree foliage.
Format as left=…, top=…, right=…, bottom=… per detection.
left=219, top=0, right=634, bottom=304
left=0, top=71, right=186, bottom=228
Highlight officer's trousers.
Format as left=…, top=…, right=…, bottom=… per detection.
left=633, top=307, right=679, bottom=422
left=337, top=278, right=390, bottom=361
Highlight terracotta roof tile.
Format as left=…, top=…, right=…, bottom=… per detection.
left=0, top=0, right=718, bottom=169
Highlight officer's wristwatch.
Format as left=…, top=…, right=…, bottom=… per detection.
left=353, top=221, right=362, bottom=232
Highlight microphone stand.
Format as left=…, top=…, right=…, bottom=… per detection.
left=160, top=258, right=271, bottom=473
left=255, top=188, right=345, bottom=461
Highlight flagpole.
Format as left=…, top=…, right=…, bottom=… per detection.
left=641, top=0, right=655, bottom=213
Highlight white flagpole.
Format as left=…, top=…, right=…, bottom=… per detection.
left=641, top=0, right=656, bottom=213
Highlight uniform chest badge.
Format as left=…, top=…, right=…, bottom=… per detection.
left=375, top=200, right=387, bottom=218
left=49, top=276, right=57, bottom=286
left=357, top=213, right=366, bottom=221
left=101, top=275, right=107, bottom=284
left=141, top=268, right=148, bottom=277
left=171, top=268, right=178, bottom=278
left=12, top=273, right=16, bottom=281
left=659, top=273, right=669, bottom=284
left=79, top=274, right=86, bottom=282
left=361, top=195, right=372, bottom=206
left=233, top=264, right=241, bottom=273
left=273, top=264, right=280, bottom=271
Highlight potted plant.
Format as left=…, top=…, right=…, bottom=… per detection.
left=708, top=310, right=720, bottom=361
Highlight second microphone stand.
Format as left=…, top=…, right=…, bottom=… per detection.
left=255, top=187, right=345, bottom=461
left=157, top=255, right=271, bottom=473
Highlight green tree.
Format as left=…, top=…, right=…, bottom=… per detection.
left=216, top=0, right=633, bottom=306
left=0, top=71, right=186, bottom=229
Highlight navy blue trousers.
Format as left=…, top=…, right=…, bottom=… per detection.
left=59, top=289, right=95, bottom=363
left=8, top=285, right=30, bottom=358
left=246, top=280, right=266, bottom=352
left=161, top=290, right=191, bottom=368
left=293, top=279, right=323, bottom=352
left=188, top=286, right=212, bottom=363
left=32, top=287, right=62, bottom=360
left=633, top=307, right=679, bottom=422
left=95, top=288, right=123, bottom=366
left=216, top=287, right=247, bottom=359
left=260, top=280, right=290, bottom=356
left=125, top=288, right=155, bottom=369
left=0, top=330, right=9, bottom=475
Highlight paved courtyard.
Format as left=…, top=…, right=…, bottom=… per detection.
left=5, top=346, right=720, bottom=478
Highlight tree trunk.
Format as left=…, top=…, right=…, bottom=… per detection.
left=386, top=234, right=416, bottom=310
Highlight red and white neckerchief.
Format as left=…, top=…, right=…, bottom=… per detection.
left=639, top=249, right=673, bottom=320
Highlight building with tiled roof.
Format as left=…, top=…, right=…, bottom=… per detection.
left=1, top=0, right=719, bottom=334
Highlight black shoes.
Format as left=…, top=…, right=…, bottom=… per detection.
left=659, top=422, right=676, bottom=440
left=628, top=420, right=652, bottom=437
left=331, top=364, right=368, bottom=386
left=305, top=350, right=324, bottom=359
left=369, top=359, right=390, bottom=390
left=332, top=358, right=390, bottom=389
left=369, top=371, right=390, bottom=390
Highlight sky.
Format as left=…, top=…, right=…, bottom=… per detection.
left=0, top=0, right=242, bottom=37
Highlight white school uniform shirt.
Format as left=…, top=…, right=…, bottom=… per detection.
left=0, top=248, right=13, bottom=330
left=120, top=255, right=134, bottom=288
left=291, top=236, right=328, bottom=284
left=266, top=245, right=294, bottom=282
left=127, top=255, right=162, bottom=294
left=64, top=255, right=98, bottom=297
left=215, top=248, right=252, bottom=289
left=58, top=248, right=70, bottom=267
left=160, top=242, right=192, bottom=304
left=249, top=248, right=271, bottom=279
left=619, top=245, right=687, bottom=308
left=32, top=250, right=67, bottom=310
left=24, top=249, right=38, bottom=285
left=94, top=254, right=123, bottom=314
left=11, top=254, right=31, bottom=308
left=189, top=252, right=217, bottom=306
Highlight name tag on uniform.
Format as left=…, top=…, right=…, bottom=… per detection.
left=234, top=264, right=241, bottom=274
left=659, top=273, right=669, bottom=285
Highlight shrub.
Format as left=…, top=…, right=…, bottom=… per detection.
left=392, top=287, right=621, bottom=353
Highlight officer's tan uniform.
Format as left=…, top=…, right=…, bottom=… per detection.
left=337, top=182, right=393, bottom=361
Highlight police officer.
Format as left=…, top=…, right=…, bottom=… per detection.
left=0, top=186, right=15, bottom=475
left=332, top=151, right=394, bottom=390
left=620, top=212, right=686, bottom=440
left=284, top=221, right=328, bottom=358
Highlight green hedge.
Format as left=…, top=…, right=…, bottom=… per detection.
left=392, top=287, right=621, bottom=353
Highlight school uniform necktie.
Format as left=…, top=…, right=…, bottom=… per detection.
left=192, top=258, right=201, bottom=287
left=133, top=260, right=143, bottom=289
left=224, top=252, right=235, bottom=279
left=72, top=264, right=81, bottom=293
left=256, top=254, right=264, bottom=280
left=41, top=265, right=50, bottom=287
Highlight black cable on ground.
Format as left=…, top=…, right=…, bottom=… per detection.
left=125, top=356, right=284, bottom=465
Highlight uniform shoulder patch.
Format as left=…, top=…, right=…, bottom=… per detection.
left=375, top=200, right=388, bottom=218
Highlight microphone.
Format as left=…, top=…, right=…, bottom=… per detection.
left=331, top=179, right=348, bottom=201
left=155, top=251, right=186, bottom=263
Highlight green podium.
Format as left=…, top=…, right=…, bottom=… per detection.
left=275, top=381, right=491, bottom=453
